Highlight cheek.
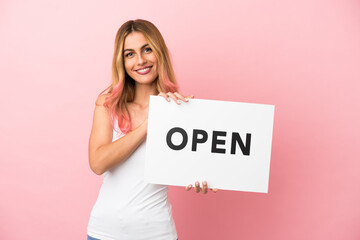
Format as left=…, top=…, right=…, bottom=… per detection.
left=152, top=60, right=158, bottom=73
left=124, top=61, right=132, bottom=73
left=149, top=53, right=158, bottom=64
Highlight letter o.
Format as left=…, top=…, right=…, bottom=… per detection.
left=166, top=127, right=188, bottom=151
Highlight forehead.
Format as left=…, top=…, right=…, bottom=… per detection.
left=124, top=32, right=148, bottom=49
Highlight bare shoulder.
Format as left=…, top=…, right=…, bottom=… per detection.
left=95, top=93, right=111, bottom=106
left=89, top=93, right=113, bottom=153
left=89, top=93, right=113, bottom=174
left=92, top=93, right=112, bottom=131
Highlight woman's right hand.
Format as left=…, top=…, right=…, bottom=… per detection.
left=89, top=94, right=149, bottom=175
left=158, top=92, right=194, bottom=104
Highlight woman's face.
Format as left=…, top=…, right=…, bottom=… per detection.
left=123, top=31, right=158, bottom=85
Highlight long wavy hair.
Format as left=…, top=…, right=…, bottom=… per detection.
left=98, top=19, right=178, bottom=134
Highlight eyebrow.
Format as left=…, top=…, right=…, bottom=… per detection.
left=123, top=43, right=149, bottom=53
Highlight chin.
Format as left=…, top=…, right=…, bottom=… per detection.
left=135, top=78, right=157, bottom=85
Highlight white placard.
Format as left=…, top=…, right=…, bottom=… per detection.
left=144, top=96, right=275, bottom=193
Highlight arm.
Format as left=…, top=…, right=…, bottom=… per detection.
left=88, top=94, right=148, bottom=175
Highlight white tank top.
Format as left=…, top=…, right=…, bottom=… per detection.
left=87, top=119, right=178, bottom=240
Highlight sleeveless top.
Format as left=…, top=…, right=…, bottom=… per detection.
left=87, top=119, right=178, bottom=240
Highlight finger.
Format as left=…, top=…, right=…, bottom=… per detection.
left=194, top=181, right=201, bottom=193
left=210, top=188, right=218, bottom=193
left=185, top=184, right=192, bottom=191
left=174, top=92, right=188, bottom=102
left=185, top=95, right=195, bottom=99
left=166, top=92, right=180, bottom=104
left=202, top=181, right=208, bottom=194
left=158, top=92, right=169, bottom=102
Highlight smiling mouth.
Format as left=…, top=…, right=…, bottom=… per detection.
left=136, top=66, right=152, bottom=72
left=135, top=66, right=153, bottom=75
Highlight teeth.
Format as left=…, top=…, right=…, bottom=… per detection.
left=137, top=67, right=150, bottom=72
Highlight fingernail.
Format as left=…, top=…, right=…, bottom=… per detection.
left=196, top=182, right=199, bottom=186
left=177, top=100, right=181, bottom=104
left=203, top=181, right=207, bottom=185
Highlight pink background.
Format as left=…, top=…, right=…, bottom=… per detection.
left=1, top=0, right=359, bottom=239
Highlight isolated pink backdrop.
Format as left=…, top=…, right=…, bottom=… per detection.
left=0, top=0, right=359, bottom=239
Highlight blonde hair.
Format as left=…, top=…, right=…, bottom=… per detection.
left=98, top=19, right=178, bottom=134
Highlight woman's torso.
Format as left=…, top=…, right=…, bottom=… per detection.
left=87, top=118, right=178, bottom=240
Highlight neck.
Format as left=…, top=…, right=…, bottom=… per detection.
left=133, top=81, right=158, bottom=108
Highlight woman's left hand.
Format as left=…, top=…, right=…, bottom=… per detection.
left=158, top=92, right=194, bottom=104
left=185, top=181, right=218, bottom=194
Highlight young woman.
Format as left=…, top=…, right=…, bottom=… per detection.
left=86, top=19, right=218, bottom=240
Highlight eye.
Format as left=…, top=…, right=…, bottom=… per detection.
left=144, top=47, right=152, bottom=53
left=125, top=52, right=133, bottom=58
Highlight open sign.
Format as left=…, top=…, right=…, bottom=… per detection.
left=145, top=96, right=275, bottom=193
left=166, top=127, right=251, bottom=155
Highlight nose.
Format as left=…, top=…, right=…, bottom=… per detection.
left=136, top=53, right=147, bottom=65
